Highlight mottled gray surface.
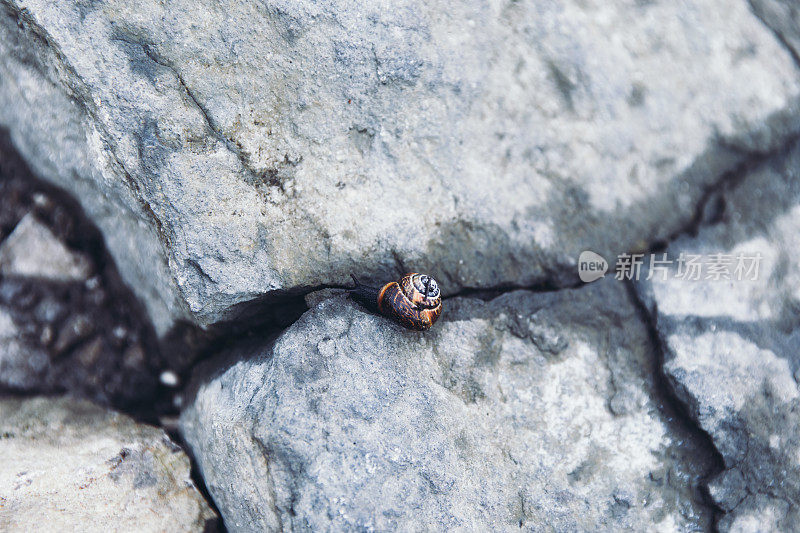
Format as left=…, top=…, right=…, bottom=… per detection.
left=750, top=0, right=800, bottom=59
left=4, top=0, right=800, bottom=530
left=0, top=307, right=48, bottom=389
left=0, top=396, right=216, bottom=532
left=636, top=142, right=800, bottom=531
left=2, top=0, right=800, bottom=333
left=181, top=280, right=714, bottom=532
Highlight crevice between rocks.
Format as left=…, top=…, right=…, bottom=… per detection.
left=624, top=281, right=726, bottom=532
left=3, top=125, right=795, bottom=533
left=620, top=130, right=800, bottom=532
left=122, top=124, right=800, bottom=531
left=647, top=128, right=800, bottom=253
left=0, top=147, right=790, bottom=533
left=159, top=424, right=225, bottom=533
left=0, top=128, right=169, bottom=415
left=254, top=126, right=800, bottom=337
left=4, top=7, right=800, bottom=526
left=2, top=4, right=203, bottom=330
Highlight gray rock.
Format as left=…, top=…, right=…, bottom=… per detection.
left=0, top=213, right=92, bottom=281
left=0, top=307, right=49, bottom=389
left=2, top=0, right=800, bottom=334
left=750, top=0, right=800, bottom=59
left=0, top=396, right=217, bottom=532
left=636, top=141, right=800, bottom=531
left=181, top=280, right=715, bottom=531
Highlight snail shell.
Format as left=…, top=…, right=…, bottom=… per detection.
left=350, top=272, right=443, bottom=331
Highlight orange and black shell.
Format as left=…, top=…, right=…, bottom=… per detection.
left=377, top=273, right=442, bottom=330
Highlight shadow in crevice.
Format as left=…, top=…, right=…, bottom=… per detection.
left=1, top=126, right=226, bottom=530
left=625, top=281, right=727, bottom=530
left=620, top=129, right=800, bottom=531
left=0, top=128, right=167, bottom=419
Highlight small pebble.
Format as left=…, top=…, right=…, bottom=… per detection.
left=160, top=370, right=179, bottom=387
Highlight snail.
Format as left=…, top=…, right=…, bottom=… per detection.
left=349, top=273, right=443, bottom=330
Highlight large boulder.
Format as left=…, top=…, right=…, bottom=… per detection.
left=0, top=396, right=216, bottom=532
left=181, top=280, right=716, bottom=531
left=636, top=141, right=800, bottom=530
left=1, top=0, right=799, bottom=334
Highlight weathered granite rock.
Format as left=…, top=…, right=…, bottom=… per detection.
left=0, top=396, right=216, bottom=532
left=0, top=212, right=92, bottom=281
left=2, top=0, right=800, bottom=334
left=636, top=141, right=800, bottom=531
left=181, top=280, right=716, bottom=531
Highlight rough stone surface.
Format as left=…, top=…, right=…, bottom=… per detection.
left=0, top=396, right=217, bottom=532
left=636, top=141, right=800, bottom=531
left=750, top=0, right=800, bottom=59
left=0, top=212, right=92, bottom=281
left=2, top=0, right=800, bottom=333
left=181, top=280, right=715, bottom=531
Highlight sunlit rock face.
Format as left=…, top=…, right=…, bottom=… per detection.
left=2, top=0, right=799, bottom=335
left=181, top=280, right=715, bottom=531
left=637, top=141, right=800, bottom=531
left=0, top=397, right=217, bottom=532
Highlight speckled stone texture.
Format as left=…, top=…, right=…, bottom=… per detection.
left=4, top=1, right=800, bottom=530
left=1, top=0, right=800, bottom=334
left=0, top=396, right=216, bottom=532
left=636, top=141, right=800, bottom=531
left=181, top=280, right=715, bottom=531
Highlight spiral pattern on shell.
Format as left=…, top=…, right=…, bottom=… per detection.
left=377, top=273, right=442, bottom=330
